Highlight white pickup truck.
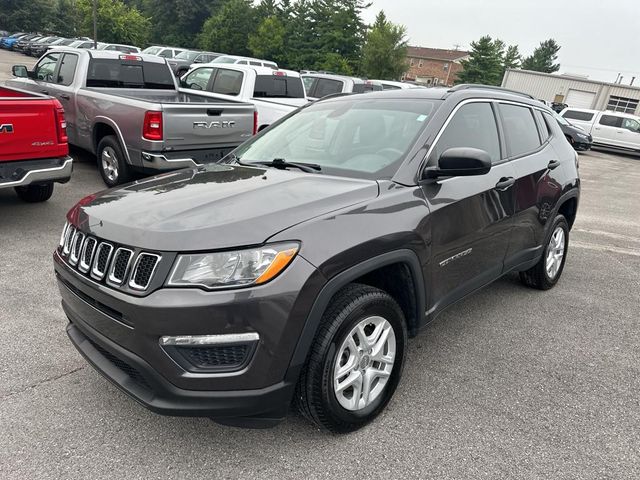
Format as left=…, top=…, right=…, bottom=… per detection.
left=179, top=64, right=308, bottom=131
left=560, top=107, right=640, bottom=152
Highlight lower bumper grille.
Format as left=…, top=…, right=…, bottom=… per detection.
left=88, top=338, right=152, bottom=392
left=179, top=345, right=250, bottom=370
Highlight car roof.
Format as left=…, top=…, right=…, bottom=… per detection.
left=214, top=55, right=276, bottom=64
left=302, top=73, right=364, bottom=83
left=49, top=48, right=168, bottom=63
left=193, top=63, right=299, bottom=77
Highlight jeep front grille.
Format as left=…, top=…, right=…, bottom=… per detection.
left=108, top=248, right=133, bottom=285
left=91, top=242, right=113, bottom=281
left=79, top=237, right=97, bottom=273
left=129, top=253, right=161, bottom=291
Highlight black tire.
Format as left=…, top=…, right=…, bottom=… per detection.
left=97, top=135, right=131, bottom=187
left=295, top=283, right=408, bottom=433
left=520, top=214, right=569, bottom=290
left=14, top=183, right=54, bottom=202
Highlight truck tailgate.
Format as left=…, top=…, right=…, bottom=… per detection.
left=0, top=88, right=65, bottom=162
left=161, top=103, right=255, bottom=149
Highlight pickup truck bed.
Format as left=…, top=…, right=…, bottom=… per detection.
left=0, top=86, right=72, bottom=202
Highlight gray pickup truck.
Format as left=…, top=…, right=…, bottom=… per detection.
left=8, top=49, right=256, bottom=186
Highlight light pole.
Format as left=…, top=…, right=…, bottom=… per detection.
left=93, top=0, right=98, bottom=49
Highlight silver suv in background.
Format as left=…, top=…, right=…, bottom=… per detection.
left=142, top=46, right=185, bottom=59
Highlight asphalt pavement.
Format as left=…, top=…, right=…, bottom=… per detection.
left=1, top=47, right=639, bottom=479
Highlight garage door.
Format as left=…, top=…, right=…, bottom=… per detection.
left=565, top=89, right=596, bottom=108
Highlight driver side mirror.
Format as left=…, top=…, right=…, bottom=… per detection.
left=423, top=147, right=492, bottom=179
left=12, top=65, right=30, bottom=78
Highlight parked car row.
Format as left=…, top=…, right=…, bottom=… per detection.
left=560, top=107, right=640, bottom=153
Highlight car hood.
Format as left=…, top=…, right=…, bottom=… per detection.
left=70, top=164, right=379, bottom=251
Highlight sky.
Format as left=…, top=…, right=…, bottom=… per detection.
left=364, top=0, right=640, bottom=84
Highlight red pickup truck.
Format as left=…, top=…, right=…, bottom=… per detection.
left=0, top=86, right=72, bottom=202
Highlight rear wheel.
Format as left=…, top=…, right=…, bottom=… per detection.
left=97, top=135, right=131, bottom=187
left=14, top=183, right=54, bottom=202
left=520, top=214, right=569, bottom=290
left=295, top=284, right=407, bottom=433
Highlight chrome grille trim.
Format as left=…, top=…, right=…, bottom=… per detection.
left=107, top=248, right=134, bottom=286
left=91, top=242, right=114, bottom=281
left=59, top=222, right=70, bottom=248
left=129, top=253, right=161, bottom=291
left=78, top=237, right=97, bottom=273
left=62, top=225, right=76, bottom=256
left=69, top=232, right=85, bottom=266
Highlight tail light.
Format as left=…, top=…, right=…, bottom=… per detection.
left=253, top=110, right=258, bottom=135
left=53, top=99, right=68, bottom=144
left=143, top=111, right=163, bottom=141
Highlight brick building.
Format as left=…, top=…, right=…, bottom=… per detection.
left=403, top=46, right=470, bottom=87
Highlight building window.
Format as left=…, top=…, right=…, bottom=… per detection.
left=410, top=58, right=414, bottom=67
left=443, top=63, right=449, bottom=71
left=607, top=95, right=639, bottom=114
left=418, top=60, right=423, bottom=67
left=433, top=78, right=439, bottom=85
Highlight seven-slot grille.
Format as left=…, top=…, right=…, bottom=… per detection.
left=59, top=222, right=160, bottom=291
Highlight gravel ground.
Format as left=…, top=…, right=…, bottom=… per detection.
left=1, top=46, right=639, bottom=478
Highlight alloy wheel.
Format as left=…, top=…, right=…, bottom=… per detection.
left=101, top=146, right=119, bottom=183
left=545, top=226, right=565, bottom=279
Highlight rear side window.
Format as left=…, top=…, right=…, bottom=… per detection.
left=499, top=103, right=541, bottom=157
left=599, top=115, right=623, bottom=128
left=253, top=75, right=305, bottom=98
left=86, top=59, right=175, bottom=89
left=314, top=79, right=344, bottom=98
left=353, top=82, right=383, bottom=93
left=211, top=68, right=243, bottom=96
left=432, top=102, right=501, bottom=164
left=563, top=110, right=594, bottom=121
left=57, top=53, right=78, bottom=86
left=182, top=67, right=214, bottom=90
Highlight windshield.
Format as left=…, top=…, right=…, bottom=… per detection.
left=175, top=51, right=200, bottom=61
left=234, top=98, right=439, bottom=180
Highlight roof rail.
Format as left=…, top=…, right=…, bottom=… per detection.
left=448, top=84, right=536, bottom=100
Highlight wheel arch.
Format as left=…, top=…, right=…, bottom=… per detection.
left=285, top=249, right=426, bottom=383
left=92, top=117, right=130, bottom=163
left=556, top=190, right=579, bottom=230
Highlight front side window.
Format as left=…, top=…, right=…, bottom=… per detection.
left=499, top=103, right=541, bottom=157
left=57, top=53, right=78, bottom=86
left=431, top=102, right=501, bottom=164
left=234, top=98, right=438, bottom=180
left=314, top=79, right=344, bottom=98
left=34, top=53, right=60, bottom=82
left=211, top=68, right=243, bottom=96
left=622, top=118, right=640, bottom=132
left=599, top=115, right=623, bottom=128
left=182, top=67, right=214, bottom=90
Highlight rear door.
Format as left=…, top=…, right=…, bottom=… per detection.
left=421, top=101, right=516, bottom=312
left=593, top=113, right=624, bottom=147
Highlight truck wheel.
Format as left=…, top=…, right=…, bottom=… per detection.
left=520, top=214, right=569, bottom=290
left=295, top=283, right=407, bottom=433
left=97, top=136, right=131, bottom=187
left=14, top=183, right=54, bottom=202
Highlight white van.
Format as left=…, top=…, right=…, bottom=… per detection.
left=560, top=108, right=640, bottom=151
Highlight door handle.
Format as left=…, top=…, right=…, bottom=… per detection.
left=495, top=177, right=515, bottom=191
left=59, top=94, right=70, bottom=100
left=547, top=159, right=561, bottom=170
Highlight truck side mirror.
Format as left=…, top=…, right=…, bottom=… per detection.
left=12, top=65, right=29, bottom=78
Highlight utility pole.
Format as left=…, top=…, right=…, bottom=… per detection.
left=93, top=0, right=98, bottom=49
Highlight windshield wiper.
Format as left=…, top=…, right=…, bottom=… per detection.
left=250, top=158, right=322, bottom=173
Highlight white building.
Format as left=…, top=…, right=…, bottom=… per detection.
left=502, top=69, right=640, bottom=115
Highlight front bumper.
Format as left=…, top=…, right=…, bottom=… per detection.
left=54, top=248, right=325, bottom=423
left=0, top=156, right=72, bottom=189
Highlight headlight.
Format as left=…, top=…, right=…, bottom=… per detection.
left=167, top=243, right=299, bottom=289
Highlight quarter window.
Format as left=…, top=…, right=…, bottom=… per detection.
left=432, top=102, right=501, bottom=163
left=499, top=103, right=542, bottom=157
left=57, top=53, right=78, bottom=86
left=34, top=53, right=60, bottom=82
left=599, top=115, right=623, bottom=128
left=607, top=95, right=639, bottom=114
left=533, top=110, right=550, bottom=142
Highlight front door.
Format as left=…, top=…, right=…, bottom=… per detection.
left=593, top=113, right=624, bottom=147
left=421, top=101, right=516, bottom=315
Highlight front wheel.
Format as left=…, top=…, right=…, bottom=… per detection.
left=97, top=135, right=131, bottom=187
left=295, top=284, right=407, bottom=433
left=520, top=214, right=569, bottom=290
left=14, top=183, right=54, bottom=202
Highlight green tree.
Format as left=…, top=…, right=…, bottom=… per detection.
left=141, top=0, right=219, bottom=47
left=500, top=44, right=521, bottom=81
left=248, top=16, right=286, bottom=64
left=76, top=0, right=151, bottom=46
left=361, top=11, right=407, bottom=80
left=51, top=0, right=77, bottom=37
left=457, top=35, right=505, bottom=85
left=1, top=0, right=55, bottom=32
left=320, top=53, right=352, bottom=75
left=522, top=39, right=561, bottom=73
left=198, top=0, right=257, bottom=56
